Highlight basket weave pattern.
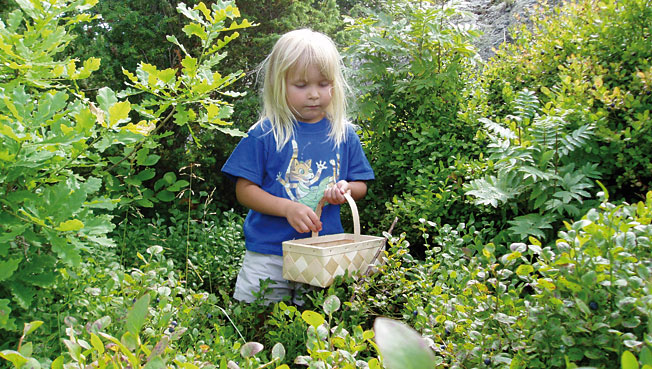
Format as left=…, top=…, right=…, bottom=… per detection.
left=283, top=238, right=382, bottom=287
left=282, top=193, right=385, bottom=287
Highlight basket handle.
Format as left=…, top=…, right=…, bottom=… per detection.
left=312, top=191, right=360, bottom=238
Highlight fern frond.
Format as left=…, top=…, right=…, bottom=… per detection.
left=507, top=213, right=554, bottom=240
left=464, top=172, right=522, bottom=207
left=512, top=89, right=539, bottom=121
left=531, top=115, right=567, bottom=151
left=479, top=117, right=517, bottom=140
left=557, top=124, right=594, bottom=157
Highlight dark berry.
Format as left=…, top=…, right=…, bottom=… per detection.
left=156, top=298, right=160, bottom=303
left=484, top=358, right=491, bottom=365
left=440, top=345, right=445, bottom=350
left=168, top=327, right=175, bottom=333
left=132, top=298, right=136, bottom=304
left=444, top=327, right=451, bottom=335
left=412, top=310, right=418, bottom=317
left=589, top=301, right=598, bottom=311
left=171, top=320, right=178, bottom=327
left=207, top=313, right=212, bottom=319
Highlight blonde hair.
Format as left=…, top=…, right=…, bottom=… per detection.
left=255, top=28, right=350, bottom=151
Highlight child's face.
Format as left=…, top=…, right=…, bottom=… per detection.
left=285, top=63, right=333, bottom=124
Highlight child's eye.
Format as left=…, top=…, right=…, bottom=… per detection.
left=320, top=81, right=332, bottom=87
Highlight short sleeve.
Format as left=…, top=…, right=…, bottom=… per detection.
left=344, top=129, right=375, bottom=182
left=221, top=133, right=267, bottom=186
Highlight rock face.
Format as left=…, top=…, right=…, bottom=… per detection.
left=453, top=0, right=559, bottom=61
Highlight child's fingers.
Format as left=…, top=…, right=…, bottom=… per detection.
left=286, top=203, right=322, bottom=233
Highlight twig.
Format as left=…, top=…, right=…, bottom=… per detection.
left=365, top=216, right=398, bottom=276
left=347, top=217, right=399, bottom=307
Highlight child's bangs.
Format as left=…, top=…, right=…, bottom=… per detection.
left=292, top=44, right=337, bottom=81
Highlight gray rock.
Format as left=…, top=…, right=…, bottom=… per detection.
left=450, top=0, right=560, bottom=61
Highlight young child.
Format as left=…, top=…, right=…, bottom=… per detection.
left=221, top=28, right=375, bottom=305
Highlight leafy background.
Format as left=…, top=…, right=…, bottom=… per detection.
left=0, top=0, right=650, bottom=368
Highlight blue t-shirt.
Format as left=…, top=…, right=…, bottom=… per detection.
left=221, top=117, right=375, bottom=256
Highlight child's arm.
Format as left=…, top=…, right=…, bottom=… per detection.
left=323, top=180, right=367, bottom=205
left=236, top=177, right=323, bottom=234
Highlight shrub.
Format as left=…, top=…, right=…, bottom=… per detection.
left=345, top=190, right=652, bottom=368
left=464, top=89, right=602, bottom=242
left=343, top=0, right=484, bottom=247
left=467, top=0, right=652, bottom=202
left=0, top=0, right=249, bottom=336
left=114, top=204, right=244, bottom=293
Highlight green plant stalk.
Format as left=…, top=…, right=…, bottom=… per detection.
left=185, top=163, right=193, bottom=289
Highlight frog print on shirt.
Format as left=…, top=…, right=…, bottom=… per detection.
left=276, top=140, right=340, bottom=210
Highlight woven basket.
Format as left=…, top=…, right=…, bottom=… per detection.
left=282, top=192, right=385, bottom=288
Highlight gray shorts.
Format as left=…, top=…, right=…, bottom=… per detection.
left=233, top=250, right=313, bottom=305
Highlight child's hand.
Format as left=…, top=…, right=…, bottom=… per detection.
left=284, top=201, right=322, bottom=234
left=323, top=180, right=350, bottom=205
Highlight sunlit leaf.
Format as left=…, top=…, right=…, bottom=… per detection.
left=374, top=318, right=436, bottom=369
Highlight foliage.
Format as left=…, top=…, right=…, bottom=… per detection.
left=153, top=0, right=347, bottom=212
left=0, top=0, right=248, bottom=334
left=113, top=201, right=245, bottom=293
left=346, top=190, right=652, bottom=368
left=342, top=0, right=484, bottom=246
left=464, top=89, right=602, bottom=242
left=467, top=0, right=652, bottom=202
left=66, top=0, right=201, bottom=92
left=292, top=295, right=379, bottom=368
left=373, top=317, right=437, bottom=369
left=0, top=247, right=289, bottom=369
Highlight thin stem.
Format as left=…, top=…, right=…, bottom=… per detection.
left=185, top=163, right=193, bottom=289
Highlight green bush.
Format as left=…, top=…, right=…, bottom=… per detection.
left=467, top=0, right=652, bottom=202
left=346, top=190, right=652, bottom=368
left=343, top=0, right=484, bottom=246
left=464, top=89, right=602, bottom=242
left=113, top=203, right=245, bottom=293
left=0, top=0, right=248, bottom=337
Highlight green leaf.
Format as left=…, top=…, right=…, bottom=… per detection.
left=22, top=321, right=43, bottom=337
left=515, top=264, right=534, bottom=276
left=271, top=343, right=285, bottom=361
left=0, top=351, right=28, bottom=368
left=90, top=333, right=104, bottom=355
left=182, top=23, right=207, bottom=40
left=640, top=347, right=652, bottom=366
left=56, top=219, right=84, bottom=232
left=575, top=298, right=591, bottom=315
left=240, top=342, right=263, bottom=358
left=109, top=101, right=131, bottom=127
left=167, top=180, right=189, bottom=192
left=301, top=310, right=325, bottom=328
left=44, top=229, right=81, bottom=266
left=0, top=258, right=21, bottom=281
left=323, top=295, right=341, bottom=315
left=0, top=299, right=17, bottom=330
left=622, top=351, right=639, bottom=369
left=217, top=126, right=247, bottom=137
left=96, top=87, right=117, bottom=113
left=374, top=317, right=437, bottom=369
left=156, top=190, right=175, bottom=202
left=181, top=56, right=197, bottom=75
left=143, top=355, right=165, bottom=369
left=126, top=294, right=150, bottom=336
